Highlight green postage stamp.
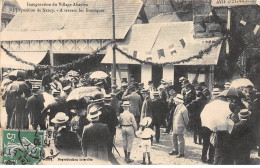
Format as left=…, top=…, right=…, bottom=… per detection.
left=1, top=130, right=44, bottom=165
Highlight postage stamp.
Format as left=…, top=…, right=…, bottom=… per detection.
left=1, top=130, right=44, bottom=165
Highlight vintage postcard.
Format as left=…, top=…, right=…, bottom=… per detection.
left=0, top=0, right=260, bottom=165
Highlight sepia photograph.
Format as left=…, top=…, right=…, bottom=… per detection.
left=0, top=0, right=260, bottom=165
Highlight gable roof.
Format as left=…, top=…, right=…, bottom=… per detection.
left=1, top=0, right=143, bottom=41
left=102, top=22, right=223, bottom=65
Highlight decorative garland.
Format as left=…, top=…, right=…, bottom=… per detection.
left=114, top=36, right=226, bottom=66
left=1, top=41, right=113, bottom=70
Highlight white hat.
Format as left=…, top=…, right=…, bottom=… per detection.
left=51, top=112, right=69, bottom=124
left=140, top=117, right=152, bottom=127
left=212, top=88, right=221, bottom=95
left=87, top=105, right=102, bottom=119
left=122, top=101, right=130, bottom=106
left=173, top=94, right=184, bottom=103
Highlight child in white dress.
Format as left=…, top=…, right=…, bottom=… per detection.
left=136, top=117, right=155, bottom=165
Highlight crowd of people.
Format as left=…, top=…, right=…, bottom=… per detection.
left=1, top=69, right=260, bottom=165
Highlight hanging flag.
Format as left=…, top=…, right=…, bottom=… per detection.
left=254, top=25, right=260, bottom=35
left=168, top=44, right=177, bottom=56
left=179, top=39, right=186, bottom=48
left=157, top=49, right=165, bottom=59
left=240, top=20, right=247, bottom=26
left=226, top=39, right=230, bottom=54
left=133, top=51, right=137, bottom=58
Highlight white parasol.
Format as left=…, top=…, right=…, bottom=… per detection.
left=230, top=78, right=254, bottom=89
left=89, top=71, right=108, bottom=79
left=201, top=99, right=234, bottom=132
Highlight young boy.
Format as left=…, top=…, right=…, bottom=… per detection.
left=136, top=117, right=155, bottom=165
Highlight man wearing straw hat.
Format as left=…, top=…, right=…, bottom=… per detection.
left=52, top=112, right=81, bottom=156
left=169, top=94, right=189, bottom=158
left=118, top=101, right=137, bottom=163
left=99, top=94, right=118, bottom=162
left=82, top=105, right=110, bottom=161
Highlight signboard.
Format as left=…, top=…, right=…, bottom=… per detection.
left=211, top=0, right=257, bottom=7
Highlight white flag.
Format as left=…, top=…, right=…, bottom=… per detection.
left=254, top=25, right=260, bottom=35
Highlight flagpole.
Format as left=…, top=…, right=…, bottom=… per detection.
left=111, top=0, right=117, bottom=94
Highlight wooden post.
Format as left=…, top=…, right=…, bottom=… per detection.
left=209, top=65, right=215, bottom=92
left=49, top=40, right=54, bottom=73
left=111, top=0, right=117, bottom=94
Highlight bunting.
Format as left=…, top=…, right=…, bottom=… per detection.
left=157, top=49, right=165, bottom=59
left=114, top=36, right=225, bottom=66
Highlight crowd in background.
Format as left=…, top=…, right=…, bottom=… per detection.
left=1, top=69, right=260, bottom=165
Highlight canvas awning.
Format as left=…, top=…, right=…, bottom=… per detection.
left=1, top=49, right=47, bottom=70
left=102, top=22, right=223, bottom=65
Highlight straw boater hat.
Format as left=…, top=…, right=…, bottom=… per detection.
left=212, top=88, right=221, bottom=96
left=179, top=77, right=185, bottom=82
left=140, top=117, right=152, bottom=127
left=153, top=91, right=160, bottom=96
left=224, top=82, right=231, bottom=88
left=103, top=94, right=112, bottom=101
left=141, top=89, right=148, bottom=94
left=173, top=94, right=184, bottom=103
left=95, top=81, right=103, bottom=86
left=239, top=109, right=251, bottom=120
left=31, top=86, right=40, bottom=91
left=63, top=85, right=72, bottom=91
left=51, top=112, right=69, bottom=124
left=87, top=105, right=102, bottom=120
left=122, top=101, right=130, bottom=107
left=121, top=82, right=128, bottom=88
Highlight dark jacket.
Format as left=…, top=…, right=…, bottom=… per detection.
left=26, top=93, right=44, bottom=126
left=99, top=105, right=118, bottom=136
left=151, top=98, right=166, bottom=126
left=81, top=122, right=110, bottom=161
left=56, top=127, right=81, bottom=156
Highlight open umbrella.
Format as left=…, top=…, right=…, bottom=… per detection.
left=66, top=86, right=103, bottom=102
left=218, top=87, right=245, bottom=98
left=6, top=81, right=31, bottom=97
left=41, top=92, right=58, bottom=108
left=8, top=70, right=27, bottom=79
left=66, top=70, right=79, bottom=77
left=89, top=71, right=108, bottom=79
left=230, top=78, right=254, bottom=89
left=201, top=99, right=233, bottom=132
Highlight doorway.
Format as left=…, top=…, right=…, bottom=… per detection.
left=152, top=65, right=163, bottom=89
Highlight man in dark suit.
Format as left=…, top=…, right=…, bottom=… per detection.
left=82, top=105, right=110, bottom=161
left=99, top=94, right=118, bottom=162
left=26, top=86, right=46, bottom=130
left=151, top=91, right=165, bottom=143
left=41, top=70, right=52, bottom=91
